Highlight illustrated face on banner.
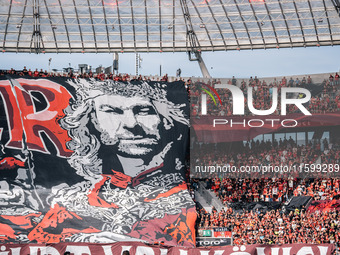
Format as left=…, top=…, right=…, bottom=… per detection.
left=61, top=79, right=190, bottom=179
left=93, top=94, right=161, bottom=157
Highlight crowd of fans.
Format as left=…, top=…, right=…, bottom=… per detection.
left=193, top=137, right=340, bottom=247
left=192, top=137, right=339, bottom=179
left=308, top=95, right=340, bottom=114
left=329, top=73, right=340, bottom=86
left=0, top=67, right=173, bottom=83
left=293, top=178, right=340, bottom=200
left=199, top=176, right=340, bottom=205
left=308, top=77, right=340, bottom=114
left=3, top=68, right=339, bottom=115
left=190, top=74, right=340, bottom=116
left=206, top=177, right=295, bottom=204
left=194, top=176, right=340, bottom=246
left=197, top=207, right=339, bottom=245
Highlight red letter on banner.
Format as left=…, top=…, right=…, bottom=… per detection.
left=0, top=79, right=73, bottom=157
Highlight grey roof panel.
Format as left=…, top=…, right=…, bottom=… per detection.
left=0, top=0, right=340, bottom=53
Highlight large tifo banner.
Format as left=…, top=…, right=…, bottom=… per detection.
left=0, top=242, right=335, bottom=255
left=0, top=76, right=196, bottom=246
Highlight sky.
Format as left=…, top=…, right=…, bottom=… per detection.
left=1, top=45, right=339, bottom=79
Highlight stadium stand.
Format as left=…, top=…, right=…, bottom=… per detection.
left=189, top=75, right=340, bottom=116
left=1, top=67, right=340, bottom=251
left=0, top=68, right=175, bottom=83
left=197, top=206, right=339, bottom=245
left=188, top=72, right=340, bottom=251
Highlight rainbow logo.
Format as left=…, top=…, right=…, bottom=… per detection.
left=200, top=84, right=222, bottom=107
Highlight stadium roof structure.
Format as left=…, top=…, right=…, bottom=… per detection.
left=1, top=0, right=340, bottom=54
